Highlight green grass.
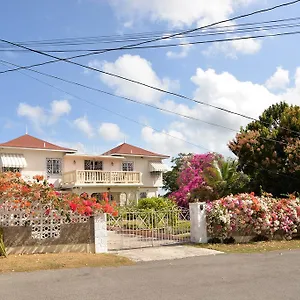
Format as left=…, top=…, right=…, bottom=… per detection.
left=193, top=239, right=300, bottom=253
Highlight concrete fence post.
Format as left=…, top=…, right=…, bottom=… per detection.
left=94, top=214, right=108, bottom=253
left=189, top=202, right=208, bottom=244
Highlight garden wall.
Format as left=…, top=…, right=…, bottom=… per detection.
left=3, top=218, right=94, bottom=254
left=1, top=214, right=108, bottom=255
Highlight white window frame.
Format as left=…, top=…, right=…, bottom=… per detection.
left=122, top=161, right=134, bottom=172
left=46, top=158, right=62, bottom=176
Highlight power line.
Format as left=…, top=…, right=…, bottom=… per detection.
left=1, top=60, right=298, bottom=183
left=0, top=61, right=211, bottom=152
left=1, top=33, right=300, bottom=137
left=1, top=0, right=300, bottom=71
left=1, top=29, right=300, bottom=53
left=2, top=17, right=300, bottom=50
left=0, top=58, right=292, bottom=147
left=2, top=16, right=300, bottom=47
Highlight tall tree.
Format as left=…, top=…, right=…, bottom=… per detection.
left=228, top=102, right=300, bottom=196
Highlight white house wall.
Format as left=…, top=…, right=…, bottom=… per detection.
left=0, top=148, right=65, bottom=188
left=122, top=156, right=164, bottom=188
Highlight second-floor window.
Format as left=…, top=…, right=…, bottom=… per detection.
left=46, top=158, right=62, bottom=175
left=84, top=160, right=103, bottom=170
left=122, top=161, right=134, bottom=172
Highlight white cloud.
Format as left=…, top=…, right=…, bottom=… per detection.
left=49, top=100, right=71, bottom=123
left=98, top=122, right=125, bottom=141
left=142, top=66, right=300, bottom=157
left=109, top=0, right=257, bottom=28
left=141, top=126, right=195, bottom=156
left=73, top=116, right=94, bottom=138
left=17, top=100, right=71, bottom=132
left=17, top=103, right=46, bottom=132
left=265, top=67, right=290, bottom=91
left=203, top=37, right=262, bottom=58
left=95, top=54, right=179, bottom=104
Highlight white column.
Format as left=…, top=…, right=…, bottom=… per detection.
left=94, top=214, right=108, bottom=253
left=189, top=202, right=207, bottom=244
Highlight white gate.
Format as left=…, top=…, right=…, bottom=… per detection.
left=107, top=208, right=190, bottom=250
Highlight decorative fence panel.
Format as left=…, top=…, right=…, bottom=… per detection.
left=107, top=208, right=191, bottom=250
left=0, top=203, right=103, bottom=255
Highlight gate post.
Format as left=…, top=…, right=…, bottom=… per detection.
left=94, top=214, right=108, bottom=253
left=189, top=202, right=207, bottom=244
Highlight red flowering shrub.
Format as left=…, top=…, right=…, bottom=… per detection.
left=0, top=172, right=118, bottom=219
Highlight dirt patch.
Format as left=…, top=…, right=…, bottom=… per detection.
left=0, top=252, right=133, bottom=273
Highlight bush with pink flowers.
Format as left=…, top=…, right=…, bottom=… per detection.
left=206, top=193, right=300, bottom=240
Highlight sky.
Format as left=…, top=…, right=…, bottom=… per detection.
left=0, top=0, right=300, bottom=159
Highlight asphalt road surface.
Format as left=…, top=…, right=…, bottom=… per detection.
left=1, top=250, right=300, bottom=300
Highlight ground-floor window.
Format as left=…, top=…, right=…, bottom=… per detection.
left=140, top=192, right=147, bottom=199
left=2, top=167, right=21, bottom=173
left=91, top=193, right=114, bottom=202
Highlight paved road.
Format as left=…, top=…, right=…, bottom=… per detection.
left=1, top=250, right=300, bottom=300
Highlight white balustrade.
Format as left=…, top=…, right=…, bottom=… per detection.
left=62, top=170, right=142, bottom=186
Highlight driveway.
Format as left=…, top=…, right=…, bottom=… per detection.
left=1, top=250, right=300, bottom=300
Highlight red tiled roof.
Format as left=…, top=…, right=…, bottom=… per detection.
left=0, top=134, right=76, bottom=152
left=103, top=143, right=169, bottom=158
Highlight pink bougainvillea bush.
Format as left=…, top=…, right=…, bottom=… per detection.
left=0, top=172, right=118, bottom=220
left=170, top=153, right=221, bottom=207
left=206, top=193, right=300, bottom=240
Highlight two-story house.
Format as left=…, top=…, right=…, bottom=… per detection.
left=0, top=134, right=169, bottom=205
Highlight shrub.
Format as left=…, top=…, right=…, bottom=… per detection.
left=206, top=193, right=300, bottom=240
left=137, top=197, right=177, bottom=211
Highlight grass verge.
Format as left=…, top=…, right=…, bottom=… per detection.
left=0, top=252, right=133, bottom=273
left=193, top=239, right=300, bottom=254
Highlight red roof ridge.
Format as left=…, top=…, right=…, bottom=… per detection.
left=103, top=142, right=169, bottom=158
left=0, top=134, right=76, bottom=152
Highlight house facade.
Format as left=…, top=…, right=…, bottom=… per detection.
left=0, top=134, right=169, bottom=205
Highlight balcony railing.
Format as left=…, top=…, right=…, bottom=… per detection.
left=62, top=170, right=142, bottom=186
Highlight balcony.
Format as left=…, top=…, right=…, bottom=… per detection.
left=62, top=170, right=142, bottom=187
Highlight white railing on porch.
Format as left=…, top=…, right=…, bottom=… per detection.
left=62, top=170, right=142, bottom=186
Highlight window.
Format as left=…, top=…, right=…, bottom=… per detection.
left=84, top=160, right=103, bottom=170
left=122, top=161, right=134, bottom=171
left=46, top=158, right=62, bottom=175
left=2, top=167, right=21, bottom=173
left=140, top=192, right=147, bottom=199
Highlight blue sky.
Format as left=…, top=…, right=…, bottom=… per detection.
left=0, top=0, right=300, bottom=157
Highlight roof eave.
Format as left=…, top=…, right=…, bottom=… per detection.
left=110, top=153, right=169, bottom=159
left=65, top=154, right=125, bottom=159
left=0, top=146, right=77, bottom=153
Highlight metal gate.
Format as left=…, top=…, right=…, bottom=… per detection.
left=107, top=208, right=190, bottom=250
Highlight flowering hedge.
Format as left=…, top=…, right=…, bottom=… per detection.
left=206, top=193, right=300, bottom=240
left=0, top=172, right=118, bottom=219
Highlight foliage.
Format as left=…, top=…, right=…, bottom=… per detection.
left=206, top=193, right=300, bottom=240
left=228, top=102, right=300, bottom=196
left=0, top=228, right=6, bottom=257
left=0, top=172, right=118, bottom=219
left=202, top=158, right=250, bottom=197
left=163, top=153, right=192, bottom=195
left=170, top=153, right=249, bottom=207
left=137, top=197, right=177, bottom=211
